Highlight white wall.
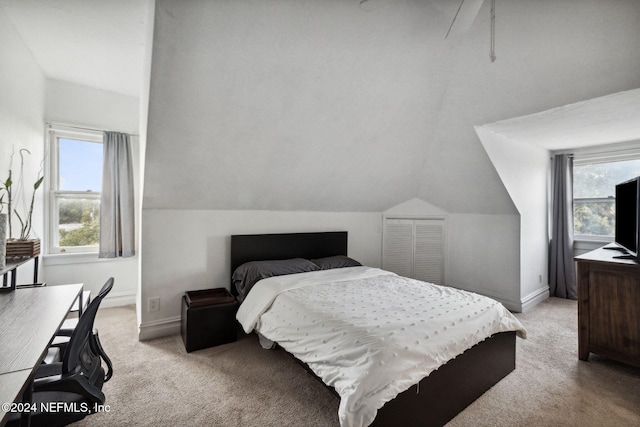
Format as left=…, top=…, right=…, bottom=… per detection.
left=137, top=0, right=156, bottom=325
left=0, top=8, right=46, bottom=285
left=139, top=209, right=382, bottom=339
left=447, top=213, right=522, bottom=310
left=476, top=127, right=551, bottom=310
left=45, top=80, right=139, bottom=134
left=42, top=79, right=140, bottom=306
left=383, top=199, right=522, bottom=311
left=140, top=201, right=527, bottom=339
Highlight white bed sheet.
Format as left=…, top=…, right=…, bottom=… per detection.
left=236, top=266, right=526, bottom=427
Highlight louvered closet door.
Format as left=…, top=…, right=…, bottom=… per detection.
left=383, top=218, right=445, bottom=285
left=413, top=220, right=444, bottom=285
left=383, top=219, right=414, bottom=278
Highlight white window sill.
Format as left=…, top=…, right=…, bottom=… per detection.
left=573, top=237, right=613, bottom=253
left=43, top=253, right=136, bottom=266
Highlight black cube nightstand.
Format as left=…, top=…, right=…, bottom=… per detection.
left=181, top=288, right=238, bottom=353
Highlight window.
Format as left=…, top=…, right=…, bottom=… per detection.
left=48, top=126, right=103, bottom=254
left=573, top=155, right=640, bottom=240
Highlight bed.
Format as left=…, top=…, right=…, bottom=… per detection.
left=230, top=231, right=526, bottom=427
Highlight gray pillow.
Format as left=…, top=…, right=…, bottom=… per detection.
left=232, top=258, right=320, bottom=301
left=310, top=255, right=361, bottom=270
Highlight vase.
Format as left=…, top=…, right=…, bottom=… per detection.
left=0, top=213, right=6, bottom=270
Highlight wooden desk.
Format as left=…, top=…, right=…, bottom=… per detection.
left=0, top=283, right=83, bottom=426
left=576, top=246, right=640, bottom=367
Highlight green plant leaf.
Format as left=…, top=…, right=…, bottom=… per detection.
left=34, top=176, right=44, bottom=190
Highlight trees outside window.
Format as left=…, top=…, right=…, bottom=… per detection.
left=574, top=158, right=640, bottom=239
left=48, top=126, right=103, bottom=254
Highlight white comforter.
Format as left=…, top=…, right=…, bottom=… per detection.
left=236, top=266, right=526, bottom=427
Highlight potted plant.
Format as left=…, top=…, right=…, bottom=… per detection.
left=1, top=149, right=44, bottom=259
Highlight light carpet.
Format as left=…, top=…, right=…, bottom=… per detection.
left=72, top=297, right=640, bottom=426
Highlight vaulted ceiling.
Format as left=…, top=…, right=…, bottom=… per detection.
left=2, top=0, right=639, bottom=214
left=143, top=0, right=640, bottom=214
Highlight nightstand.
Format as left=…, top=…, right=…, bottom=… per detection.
left=181, top=288, right=238, bottom=353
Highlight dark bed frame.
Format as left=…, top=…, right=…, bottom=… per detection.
left=230, top=231, right=516, bottom=427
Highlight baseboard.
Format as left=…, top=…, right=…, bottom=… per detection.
left=102, top=291, right=136, bottom=308
left=138, top=315, right=181, bottom=341
left=454, top=285, right=522, bottom=312
left=453, top=284, right=549, bottom=313
left=484, top=293, right=522, bottom=313
left=520, top=286, right=549, bottom=312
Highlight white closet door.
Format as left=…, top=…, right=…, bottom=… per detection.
left=383, top=219, right=414, bottom=278
left=383, top=217, right=446, bottom=284
left=414, top=220, right=445, bottom=285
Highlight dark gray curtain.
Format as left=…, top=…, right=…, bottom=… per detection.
left=549, top=154, right=576, bottom=299
left=99, top=131, right=135, bottom=258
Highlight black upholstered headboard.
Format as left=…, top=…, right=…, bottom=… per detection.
left=230, top=231, right=348, bottom=293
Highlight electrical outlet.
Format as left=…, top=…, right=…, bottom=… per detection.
left=538, top=274, right=542, bottom=284
left=148, top=296, right=160, bottom=312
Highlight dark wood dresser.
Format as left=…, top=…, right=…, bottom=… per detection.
left=576, top=245, right=640, bottom=367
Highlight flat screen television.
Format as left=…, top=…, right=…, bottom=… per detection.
left=614, top=176, right=640, bottom=259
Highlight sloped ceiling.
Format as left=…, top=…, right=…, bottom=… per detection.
left=0, top=0, right=148, bottom=97
left=139, top=0, right=640, bottom=214
left=477, top=89, right=640, bottom=151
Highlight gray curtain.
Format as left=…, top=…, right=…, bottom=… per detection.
left=549, top=154, right=576, bottom=299
left=99, top=131, right=135, bottom=258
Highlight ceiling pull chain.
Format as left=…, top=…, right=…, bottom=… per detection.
left=490, top=0, right=497, bottom=62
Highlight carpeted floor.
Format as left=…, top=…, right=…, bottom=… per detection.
left=73, top=297, right=640, bottom=426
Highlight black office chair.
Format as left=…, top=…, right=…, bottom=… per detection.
left=46, top=290, right=112, bottom=382
left=41, top=278, right=113, bottom=382
left=7, top=278, right=114, bottom=427
left=50, top=290, right=92, bottom=358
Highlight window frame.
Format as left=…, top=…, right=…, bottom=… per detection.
left=570, top=141, right=640, bottom=243
left=47, top=125, right=104, bottom=255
